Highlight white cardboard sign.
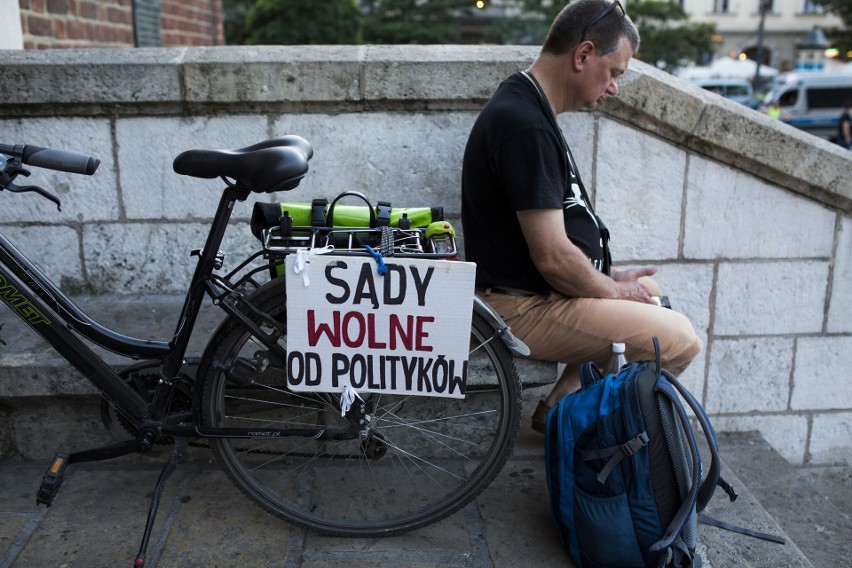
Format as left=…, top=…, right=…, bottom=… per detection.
left=285, top=254, right=476, bottom=398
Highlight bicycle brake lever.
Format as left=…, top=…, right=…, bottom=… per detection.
left=4, top=182, right=62, bottom=211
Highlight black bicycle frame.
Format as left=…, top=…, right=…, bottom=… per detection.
left=0, top=186, right=244, bottom=428
left=0, top=183, right=359, bottom=443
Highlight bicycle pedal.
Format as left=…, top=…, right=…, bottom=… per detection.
left=36, top=452, right=70, bottom=507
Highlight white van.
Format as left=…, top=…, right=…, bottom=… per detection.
left=763, top=72, right=852, bottom=140
left=693, top=79, right=754, bottom=105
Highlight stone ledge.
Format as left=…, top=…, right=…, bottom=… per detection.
left=2, top=46, right=848, bottom=213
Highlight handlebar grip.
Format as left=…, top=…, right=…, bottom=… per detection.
left=22, top=145, right=100, bottom=175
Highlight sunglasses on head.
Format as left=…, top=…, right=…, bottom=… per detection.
left=581, top=0, right=626, bottom=41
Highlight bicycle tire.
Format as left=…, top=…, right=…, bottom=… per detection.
left=197, top=276, right=522, bottom=536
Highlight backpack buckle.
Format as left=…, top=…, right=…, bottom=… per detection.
left=621, top=432, right=650, bottom=457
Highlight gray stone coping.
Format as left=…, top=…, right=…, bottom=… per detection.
left=1, top=45, right=850, bottom=210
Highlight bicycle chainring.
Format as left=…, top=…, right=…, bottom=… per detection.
left=99, top=362, right=193, bottom=443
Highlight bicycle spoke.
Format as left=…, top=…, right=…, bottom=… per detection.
left=200, top=278, right=521, bottom=536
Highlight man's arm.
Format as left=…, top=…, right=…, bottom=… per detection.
left=517, top=208, right=656, bottom=303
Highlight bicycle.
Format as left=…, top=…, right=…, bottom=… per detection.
left=0, top=137, right=528, bottom=566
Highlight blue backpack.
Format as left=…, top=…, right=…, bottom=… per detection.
left=545, top=338, right=732, bottom=567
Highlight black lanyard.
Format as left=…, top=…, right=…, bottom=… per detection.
left=519, top=70, right=612, bottom=275
left=519, top=71, right=597, bottom=217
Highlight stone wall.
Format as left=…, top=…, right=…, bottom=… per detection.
left=1, top=45, right=850, bottom=465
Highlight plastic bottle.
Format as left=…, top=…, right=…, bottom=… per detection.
left=604, top=342, right=628, bottom=376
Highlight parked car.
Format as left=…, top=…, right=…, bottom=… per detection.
left=762, top=72, right=852, bottom=140
left=692, top=79, right=754, bottom=105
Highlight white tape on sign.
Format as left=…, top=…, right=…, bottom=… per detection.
left=292, top=245, right=336, bottom=286
left=339, top=384, right=364, bottom=417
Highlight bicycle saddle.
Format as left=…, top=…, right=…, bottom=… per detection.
left=173, top=136, right=313, bottom=193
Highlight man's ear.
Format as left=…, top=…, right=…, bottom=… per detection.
left=573, top=41, right=595, bottom=71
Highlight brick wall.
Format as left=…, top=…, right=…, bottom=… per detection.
left=160, top=0, right=223, bottom=47
left=18, top=0, right=223, bottom=49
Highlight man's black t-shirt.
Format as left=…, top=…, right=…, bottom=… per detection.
left=461, top=72, right=607, bottom=292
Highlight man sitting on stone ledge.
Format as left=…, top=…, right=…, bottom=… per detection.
left=460, top=0, right=702, bottom=433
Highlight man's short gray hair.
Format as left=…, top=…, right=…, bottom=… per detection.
left=542, top=0, right=640, bottom=57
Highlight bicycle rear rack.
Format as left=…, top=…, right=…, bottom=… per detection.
left=261, top=224, right=459, bottom=260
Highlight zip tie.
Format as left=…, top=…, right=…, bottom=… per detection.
left=363, top=245, right=387, bottom=275
left=292, top=245, right=335, bottom=286
left=339, top=384, right=364, bottom=417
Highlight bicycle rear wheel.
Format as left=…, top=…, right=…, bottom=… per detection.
left=198, top=276, right=522, bottom=536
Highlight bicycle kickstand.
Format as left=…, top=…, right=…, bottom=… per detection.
left=133, top=439, right=188, bottom=568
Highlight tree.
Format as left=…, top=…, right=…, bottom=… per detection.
left=482, top=0, right=558, bottom=44
left=241, top=0, right=363, bottom=45
left=361, top=0, right=473, bottom=44
left=222, top=0, right=253, bottom=45
left=486, top=0, right=716, bottom=74
left=628, top=1, right=716, bottom=73
left=813, top=0, right=852, bottom=60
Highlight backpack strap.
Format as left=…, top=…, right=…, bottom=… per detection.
left=657, top=538, right=700, bottom=568
left=648, top=337, right=705, bottom=555
left=698, top=513, right=786, bottom=544
left=580, top=361, right=603, bottom=388
left=581, top=432, right=650, bottom=484
left=660, top=366, right=721, bottom=513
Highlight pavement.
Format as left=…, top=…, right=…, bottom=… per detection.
left=2, top=383, right=850, bottom=568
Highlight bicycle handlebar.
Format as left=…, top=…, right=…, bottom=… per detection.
left=0, top=143, right=100, bottom=176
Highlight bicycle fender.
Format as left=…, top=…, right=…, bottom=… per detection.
left=473, top=296, right=531, bottom=357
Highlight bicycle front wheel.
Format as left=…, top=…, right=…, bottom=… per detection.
left=198, top=276, right=522, bottom=536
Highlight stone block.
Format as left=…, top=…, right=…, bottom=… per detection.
left=115, top=116, right=268, bottom=220
left=714, top=261, right=828, bottom=335
left=828, top=215, right=852, bottom=333
left=690, top=94, right=852, bottom=208
left=791, top=336, right=852, bottom=410
left=597, top=120, right=685, bottom=261
left=610, top=263, right=713, bottom=402
left=706, top=337, right=794, bottom=414
left=361, top=45, right=537, bottom=102
left=0, top=48, right=184, bottom=108
left=182, top=45, right=362, bottom=104
left=648, top=263, right=715, bottom=336
left=684, top=155, right=835, bottom=260
left=606, top=60, right=707, bottom=145
left=0, top=224, right=84, bottom=291
left=809, top=412, right=852, bottom=465
left=712, top=415, right=809, bottom=464
left=0, top=117, right=118, bottom=223
left=270, top=113, right=474, bottom=214
left=82, top=221, right=260, bottom=294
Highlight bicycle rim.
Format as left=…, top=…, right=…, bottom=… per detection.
left=200, top=278, right=521, bottom=536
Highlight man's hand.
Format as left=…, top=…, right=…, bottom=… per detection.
left=612, top=267, right=658, bottom=304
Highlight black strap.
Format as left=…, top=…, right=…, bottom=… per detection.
left=278, top=211, right=293, bottom=237
left=520, top=70, right=612, bottom=276
left=582, top=432, right=650, bottom=484
left=310, top=198, right=328, bottom=227
left=699, top=513, right=786, bottom=545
